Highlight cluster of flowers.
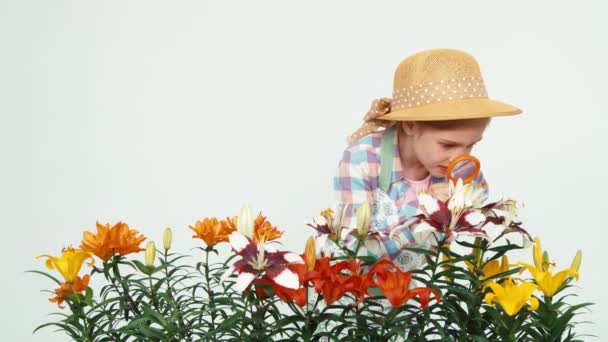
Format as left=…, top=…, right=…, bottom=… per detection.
left=33, top=179, right=589, bottom=340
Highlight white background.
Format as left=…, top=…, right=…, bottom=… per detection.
left=1, top=1, right=607, bottom=340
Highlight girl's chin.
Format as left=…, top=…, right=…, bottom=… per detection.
left=432, top=167, right=447, bottom=178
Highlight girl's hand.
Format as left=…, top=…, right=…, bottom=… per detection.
left=429, top=182, right=450, bottom=202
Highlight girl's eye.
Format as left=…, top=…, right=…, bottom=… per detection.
left=440, top=143, right=455, bottom=149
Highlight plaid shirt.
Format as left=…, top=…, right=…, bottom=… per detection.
left=333, top=129, right=488, bottom=260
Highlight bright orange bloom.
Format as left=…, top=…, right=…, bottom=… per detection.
left=366, top=259, right=440, bottom=308
left=253, top=212, right=283, bottom=244
left=190, top=217, right=236, bottom=246
left=221, top=215, right=238, bottom=234
left=80, top=222, right=146, bottom=261
left=305, top=255, right=366, bottom=305
left=49, top=274, right=91, bottom=309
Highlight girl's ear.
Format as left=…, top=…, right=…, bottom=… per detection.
left=401, top=121, right=415, bottom=135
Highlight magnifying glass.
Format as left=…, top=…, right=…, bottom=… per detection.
left=446, top=155, right=480, bottom=184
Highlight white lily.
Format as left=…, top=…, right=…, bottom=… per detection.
left=237, top=205, right=254, bottom=239
left=448, top=178, right=487, bottom=212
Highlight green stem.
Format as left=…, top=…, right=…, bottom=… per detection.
left=239, top=293, right=250, bottom=338
left=204, top=249, right=217, bottom=336
left=68, top=282, right=91, bottom=341
left=148, top=273, right=158, bottom=310
left=111, top=257, right=141, bottom=316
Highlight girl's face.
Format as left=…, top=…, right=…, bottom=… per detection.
left=404, top=119, right=489, bottom=178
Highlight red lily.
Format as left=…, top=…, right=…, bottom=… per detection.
left=305, top=254, right=367, bottom=305
left=365, top=259, right=440, bottom=308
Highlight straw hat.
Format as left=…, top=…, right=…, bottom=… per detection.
left=348, top=49, right=522, bottom=143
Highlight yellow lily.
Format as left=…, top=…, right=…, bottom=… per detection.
left=522, top=237, right=579, bottom=298
left=517, top=262, right=578, bottom=298
left=466, top=255, right=511, bottom=284
left=37, top=247, right=94, bottom=283
left=484, top=280, right=539, bottom=316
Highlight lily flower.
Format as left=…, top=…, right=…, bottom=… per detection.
left=407, top=192, right=489, bottom=244
left=448, top=178, right=487, bottom=212
left=399, top=180, right=532, bottom=245
left=49, top=274, right=91, bottom=309
left=253, top=271, right=308, bottom=307
left=466, top=255, right=512, bottom=285
left=190, top=217, right=235, bottom=246
left=304, top=255, right=366, bottom=305
left=37, top=247, right=94, bottom=283
left=482, top=200, right=533, bottom=243
left=517, top=262, right=578, bottom=298
left=365, top=259, right=440, bottom=308
left=227, top=231, right=304, bottom=291
left=252, top=212, right=283, bottom=244
left=80, top=221, right=146, bottom=261
left=484, top=280, right=539, bottom=316
left=518, top=237, right=579, bottom=298
left=307, top=205, right=351, bottom=250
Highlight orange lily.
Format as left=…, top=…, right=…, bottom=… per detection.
left=49, top=274, right=91, bottom=308
left=366, top=259, right=440, bottom=308
left=190, top=217, right=235, bottom=246
left=253, top=212, right=283, bottom=244
left=80, top=221, right=146, bottom=261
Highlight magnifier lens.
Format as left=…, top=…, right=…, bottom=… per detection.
left=450, top=159, right=477, bottom=181
left=446, top=155, right=481, bottom=184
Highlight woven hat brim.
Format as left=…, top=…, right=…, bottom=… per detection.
left=377, top=98, right=522, bottom=121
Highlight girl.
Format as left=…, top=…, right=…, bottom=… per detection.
left=333, top=48, right=522, bottom=271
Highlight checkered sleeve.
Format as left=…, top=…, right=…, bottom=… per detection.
left=332, top=141, right=379, bottom=248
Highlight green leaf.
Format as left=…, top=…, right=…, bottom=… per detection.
left=26, top=270, right=62, bottom=285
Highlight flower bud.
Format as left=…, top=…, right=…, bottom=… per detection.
left=304, top=236, right=316, bottom=271
left=163, top=227, right=172, bottom=251
left=500, top=255, right=509, bottom=273
left=237, top=205, right=254, bottom=239
left=145, top=242, right=156, bottom=267
left=356, top=201, right=371, bottom=237
left=533, top=237, right=542, bottom=270
left=570, top=250, right=582, bottom=273
left=542, top=251, right=550, bottom=272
